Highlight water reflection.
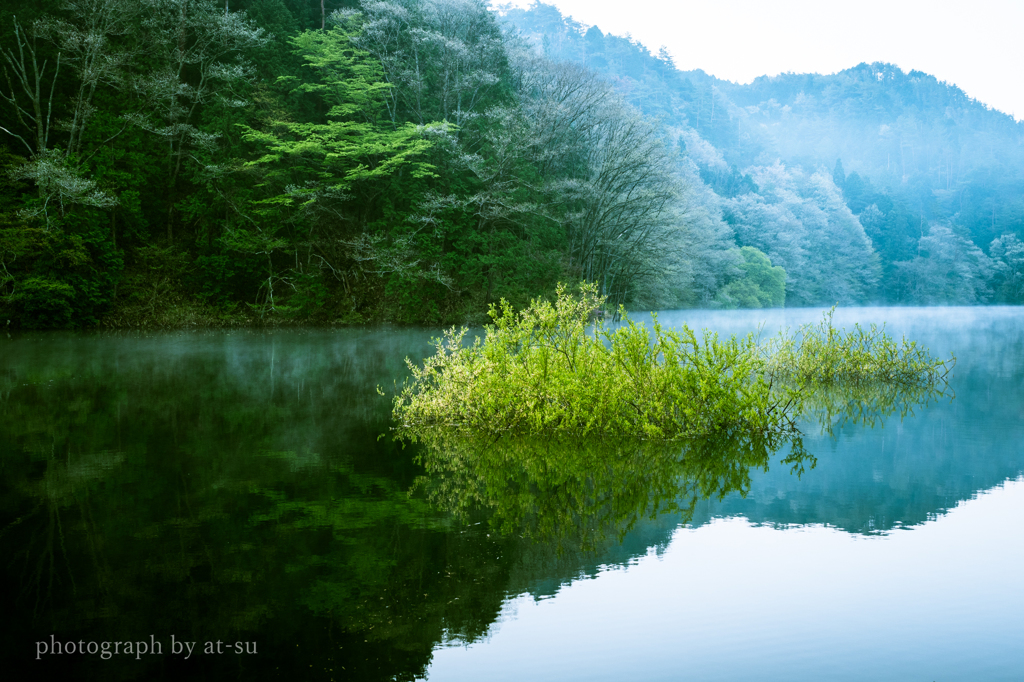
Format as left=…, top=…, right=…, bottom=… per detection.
left=410, top=431, right=813, bottom=552
left=799, top=374, right=952, bottom=438
left=0, top=330, right=472, bottom=680
left=0, top=309, right=1021, bottom=680
left=403, top=347, right=952, bottom=550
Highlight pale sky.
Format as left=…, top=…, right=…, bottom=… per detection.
left=497, top=0, right=1024, bottom=121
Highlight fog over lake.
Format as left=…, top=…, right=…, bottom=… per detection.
left=3, top=0, right=1024, bottom=678
left=2, top=306, right=1022, bottom=679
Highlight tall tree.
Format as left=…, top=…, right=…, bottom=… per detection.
left=0, top=0, right=140, bottom=223
left=131, top=0, right=267, bottom=242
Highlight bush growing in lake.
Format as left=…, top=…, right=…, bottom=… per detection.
left=763, top=307, right=954, bottom=388
left=392, top=283, right=954, bottom=440
left=392, top=282, right=800, bottom=439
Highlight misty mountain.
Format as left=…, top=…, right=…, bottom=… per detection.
left=500, top=2, right=1024, bottom=305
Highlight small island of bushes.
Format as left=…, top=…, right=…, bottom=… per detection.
left=390, top=283, right=953, bottom=440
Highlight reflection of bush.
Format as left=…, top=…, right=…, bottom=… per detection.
left=800, top=378, right=952, bottom=437
left=408, top=429, right=814, bottom=551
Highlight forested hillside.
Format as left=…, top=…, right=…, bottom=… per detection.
left=502, top=2, right=1024, bottom=306
left=1, top=0, right=1021, bottom=329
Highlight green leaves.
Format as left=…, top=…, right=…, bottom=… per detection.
left=392, top=285, right=953, bottom=441
left=392, top=282, right=798, bottom=440
left=287, top=27, right=394, bottom=120
left=717, top=246, right=786, bottom=309
left=763, top=307, right=955, bottom=387
left=243, top=119, right=435, bottom=195
left=240, top=20, right=436, bottom=208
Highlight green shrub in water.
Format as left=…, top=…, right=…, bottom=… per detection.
left=763, top=307, right=954, bottom=388
left=391, top=283, right=952, bottom=439
left=392, top=283, right=798, bottom=439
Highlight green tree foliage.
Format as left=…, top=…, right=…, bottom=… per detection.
left=892, top=225, right=996, bottom=304
left=722, top=164, right=878, bottom=305
left=242, top=20, right=438, bottom=201
left=989, top=233, right=1024, bottom=303
left=716, top=246, right=785, bottom=309
left=4, top=0, right=1022, bottom=329
left=0, top=147, right=122, bottom=327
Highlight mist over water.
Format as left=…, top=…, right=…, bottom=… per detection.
left=1, top=307, right=1022, bottom=680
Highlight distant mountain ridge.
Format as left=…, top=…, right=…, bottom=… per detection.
left=500, top=3, right=1024, bottom=305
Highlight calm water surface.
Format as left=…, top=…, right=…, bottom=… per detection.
left=1, top=307, right=1022, bottom=680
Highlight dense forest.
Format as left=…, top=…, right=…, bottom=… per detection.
left=1, top=0, right=1022, bottom=329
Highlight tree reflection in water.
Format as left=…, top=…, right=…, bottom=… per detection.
left=0, top=330, right=953, bottom=680
left=405, top=371, right=951, bottom=551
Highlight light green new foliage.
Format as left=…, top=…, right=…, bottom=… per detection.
left=392, top=285, right=955, bottom=440
left=763, top=307, right=955, bottom=388
left=758, top=308, right=954, bottom=436
left=392, top=283, right=800, bottom=439
left=240, top=17, right=437, bottom=208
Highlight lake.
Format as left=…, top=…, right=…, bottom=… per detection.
left=1, top=307, right=1022, bottom=680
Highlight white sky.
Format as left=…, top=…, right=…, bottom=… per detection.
left=496, top=0, right=1024, bottom=121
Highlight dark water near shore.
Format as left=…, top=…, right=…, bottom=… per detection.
left=1, top=307, right=1022, bottom=680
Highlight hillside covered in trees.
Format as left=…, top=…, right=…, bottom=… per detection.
left=503, top=3, right=1024, bottom=306
left=1, top=0, right=1022, bottom=329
